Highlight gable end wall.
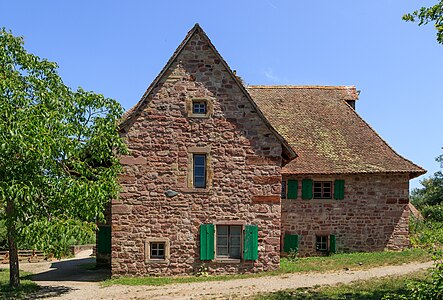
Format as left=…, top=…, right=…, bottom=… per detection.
left=112, top=31, right=283, bottom=276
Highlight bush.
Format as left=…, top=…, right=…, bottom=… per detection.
left=409, top=219, right=443, bottom=248
left=383, top=250, right=443, bottom=300
left=421, top=205, right=443, bottom=222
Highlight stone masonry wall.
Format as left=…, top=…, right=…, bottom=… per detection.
left=281, top=173, right=410, bottom=256
left=112, top=31, right=283, bottom=276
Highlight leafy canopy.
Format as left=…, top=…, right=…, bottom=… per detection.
left=0, top=28, right=126, bottom=256
left=403, top=1, right=443, bottom=44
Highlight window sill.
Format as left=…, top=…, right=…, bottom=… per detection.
left=145, top=259, right=169, bottom=264
left=214, top=258, right=241, bottom=264
left=188, top=113, right=211, bottom=119
left=179, top=188, right=211, bottom=194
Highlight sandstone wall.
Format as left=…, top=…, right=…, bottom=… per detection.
left=112, top=31, right=283, bottom=276
left=281, top=173, right=410, bottom=256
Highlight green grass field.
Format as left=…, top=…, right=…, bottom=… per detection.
left=254, top=271, right=428, bottom=300
left=104, top=248, right=430, bottom=286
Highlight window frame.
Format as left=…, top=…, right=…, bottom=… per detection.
left=186, top=147, right=211, bottom=191
left=193, top=154, right=206, bottom=189
left=144, top=238, right=170, bottom=263
left=216, top=224, right=242, bottom=260
left=281, top=180, right=287, bottom=199
left=315, top=235, right=329, bottom=252
left=192, top=101, right=207, bottom=114
left=187, top=98, right=212, bottom=118
left=313, top=181, right=332, bottom=199
left=150, top=242, right=165, bottom=259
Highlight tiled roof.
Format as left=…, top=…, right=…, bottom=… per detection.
left=247, top=86, right=425, bottom=178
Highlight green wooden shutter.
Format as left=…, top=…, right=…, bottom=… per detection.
left=97, top=226, right=111, bottom=254
left=287, top=180, right=298, bottom=199
left=243, top=225, right=258, bottom=260
left=330, top=235, right=336, bottom=253
left=200, top=224, right=214, bottom=260
left=302, top=179, right=313, bottom=200
left=283, top=234, right=299, bottom=253
left=334, top=180, right=345, bottom=200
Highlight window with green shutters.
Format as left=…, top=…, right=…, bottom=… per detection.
left=283, top=234, right=299, bottom=253
left=334, top=180, right=345, bottom=200
left=302, top=179, right=313, bottom=200
left=200, top=224, right=214, bottom=260
left=243, top=225, right=258, bottom=260
left=287, top=180, right=298, bottom=199
left=97, top=226, right=111, bottom=254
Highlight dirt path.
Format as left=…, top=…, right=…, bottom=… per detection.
left=1, top=252, right=433, bottom=300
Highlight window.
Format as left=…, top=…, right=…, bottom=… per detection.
left=216, top=225, right=242, bottom=259
left=144, top=238, right=170, bottom=263
left=150, top=242, right=165, bottom=259
left=192, top=101, right=207, bottom=114
left=193, top=154, right=206, bottom=188
left=313, top=181, right=332, bottom=199
left=200, top=224, right=258, bottom=261
left=316, top=235, right=328, bottom=252
left=281, top=181, right=286, bottom=199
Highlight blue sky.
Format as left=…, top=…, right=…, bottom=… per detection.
left=2, top=0, right=441, bottom=190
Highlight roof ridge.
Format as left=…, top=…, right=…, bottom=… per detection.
left=247, top=85, right=356, bottom=90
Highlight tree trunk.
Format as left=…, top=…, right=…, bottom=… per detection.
left=6, top=199, right=20, bottom=288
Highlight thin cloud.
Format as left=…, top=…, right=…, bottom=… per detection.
left=263, top=68, right=288, bottom=84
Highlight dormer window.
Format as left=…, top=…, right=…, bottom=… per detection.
left=193, top=101, right=207, bottom=114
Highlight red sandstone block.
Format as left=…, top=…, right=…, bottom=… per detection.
left=386, top=198, right=397, bottom=204
left=112, top=205, right=131, bottom=214
left=252, top=195, right=281, bottom=204
left=246, top=155, right=280, bottom=165
left=252, top=176, right=281, bottom=185
left=398, top=198, right=409, bottom=204
left=120, top=156, right=147, bottom=165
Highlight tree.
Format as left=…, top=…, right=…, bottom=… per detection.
left=411, top=150, right=443, bottom=221
left=0, top=28, right=126, bottom=288
left=403, top=1, right=443, bottom=44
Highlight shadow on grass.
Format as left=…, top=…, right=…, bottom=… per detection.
left=0, top=270, right=72, bottom=300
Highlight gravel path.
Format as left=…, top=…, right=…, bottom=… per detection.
left=1, top=251, right=433, bottom=300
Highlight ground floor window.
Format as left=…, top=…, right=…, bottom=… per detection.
left=216, top=225, right=242, bottom=259
left=150, top=242, right=165, bottom=259
left=145, top=238, right=170, bottom=263
left=316, top=235, right=328, bottom=252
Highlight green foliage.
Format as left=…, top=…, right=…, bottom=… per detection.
left=0, top=27, right=126, bottom=259
left=410, top=219, right=443, bottom=248
left=403, top=1, right=443, bottom=44
left=382, top=251, right=443, bottom=300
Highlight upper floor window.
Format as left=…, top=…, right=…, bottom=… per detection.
left=313, top=181, right=332, bottom=199
left=193, top=154, right=206, bottom=188
left=193, top=101, right=207, bottom=114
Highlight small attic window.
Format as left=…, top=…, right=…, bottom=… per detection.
left=193, top=101, right=207, bottom=114
left=187, top=98, right=212, bottom=118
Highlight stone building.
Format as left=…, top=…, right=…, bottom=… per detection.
left=96, top=24, right=425, bottom=276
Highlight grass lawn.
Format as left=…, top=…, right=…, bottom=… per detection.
left=254, top=271, right=429, bottom=300
left=103, top=248, right=431, bottom=287
left=0, top=269, right=39, bottom=300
